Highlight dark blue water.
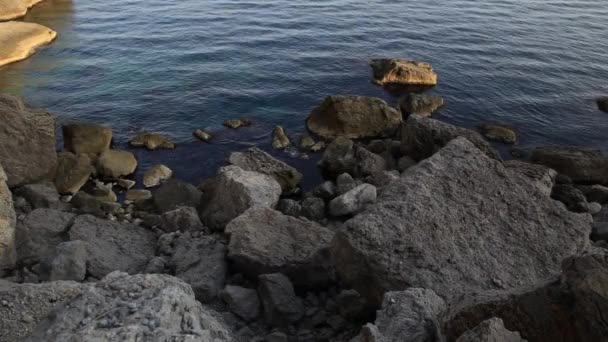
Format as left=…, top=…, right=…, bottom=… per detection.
left=1, top=0, right=607, bottom=188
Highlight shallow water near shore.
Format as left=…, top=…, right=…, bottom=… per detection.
left=0, top=0, right=607, bottom=189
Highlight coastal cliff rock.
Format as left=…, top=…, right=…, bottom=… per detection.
left=531, top=146, right=608, bottom=184
left=0, top=0, right=44, bottom=21
left=0, top=94, right=57, bottom=187
left=370, top=59, right=438, bottom=86
left=332, top=138, right=591, bottom=306
left=0, top=164, right=16, bottom=276
left=306, top=96, right=402, bottom=140
left=0, top=21, right=56, bottom=67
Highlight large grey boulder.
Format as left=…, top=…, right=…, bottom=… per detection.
left=531, top=146, right=608, bottom=184
left=38, top=240, right=87, bottom=282
left=23, top=272, right=235, bottom=342
left=68, top=215, right=156, bottom=278
left=0, top=164, right=16, bottom=276
left=332, top=138, right=591, bottom=306
left=455, top=318, right=526, bottom=342
left=502, top=160, right=556, bottom=197
left=228, top=147, right=303, bottom=193
left=0, top=94, right=57, bottom=187
left=226, top=207, right=335, bottom=288
left=199, top=166, right=281, bottom=231
left=401, top=114, right=499, bottom=161
left=306, top=96, right=402, bottom=140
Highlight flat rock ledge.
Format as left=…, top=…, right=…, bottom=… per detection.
left=0, top=21, right=57, bottom=67
left=0, top=0, right=44, bottom=21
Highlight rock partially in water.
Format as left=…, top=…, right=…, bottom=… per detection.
left=143, top=164, right=173, bottom=188
left=54, top=152, right=93, bottom=195
left=0, top=21, right=56, bottom=67
left=370, top=59, right=438, bottom=86
left=531, top=146, right=608, bottom=184
left=0, top=0, right=44, bottom=21
left=272, top=126, right=291, bottom=149
left=0, top=94, right=57, bottom=187
left=598, top=97, right=608, bottom=112
left=320, top=138, right=387, bottom=179
left=96, top=149, right=138, bottom=179
left=224, top=118, right=252, bottom=129
left=228, top=147, right=302, bottom=193
left=299, top=135, right=316, bottom=150
left=63, top=122, right=112, bottom=157
left=0, top=164, right=16, bottom=276
left=193, top=128, right=213, bottom=142
left=479, top=123, right=518, bottom=144
left=399, top=93, right=444, bottom=117
left=306, top=96, right=402, bottom=140
left=129, top=132, right=175, bottom=150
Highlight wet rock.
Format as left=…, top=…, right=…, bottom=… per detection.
left=63, top=122, right=112, bottom=157
left=329, top=184, right=377, bottom=217
left=160, top=206, right=207, bottom=233
left=125, top=189, right=152, bottom=202
left=221, top=285, right=261, bottom=322
left=15, top=208, right=75, bottom=266
left=370, top=59, right=438, bottom=86
left=143, top=164, right=173, bottom=188
left=272, top=126, right=291, bottom=149
left=54, top=152, right=93, bottom=195
left=129, top=132, right=175, bottom=150
left=0, top=164, right=16, bottom=275
left=228, top=147, right=303, bottom=193
left=23, top=272, right=234, bottom=342
left=258, top=273, right=304, bottom=327
left=277, top=199, right=302, bottom=217
left=455, top=318, right=526, bottom=342
left=169, top=233, right=227, bottom=302
left=300, top=135, right=316, bottom=150
left=0, top=94, right=57, bottom=187
left=597, top=96, right=608, bottom=112
left=68, top=215, right=156, bottom=278
left=38, top=240, right=87, bottom=282
left=153, top=178, right=202, bottom=212
left=193, top=128, right=213, bottom=142
left=226, top=207, right=335, bottom=287
left=301, top=197, right=326, bottom=221
left=551, top=184, right=589, bottom=213
left=14, top=181, right=62, bottom=210
left=531, top=146, right=608, bottom=184
left=223, top=118, right=252, bottom=129
left=199, top=166, right=281, bottom=231
left=402, top=114, right=499, bottom=161
left=479, top=124, right=518, bottom=144
left=399, top=93, right=444, bottom=117
left=96, top=149, right=137, bottom=179
left=332, top=138, right=591, bottom=306
left=306, top=96, right=402, bottom=140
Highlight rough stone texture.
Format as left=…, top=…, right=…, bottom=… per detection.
left=0, top=94, right=57, bottom=187
left=129, top=132, right=175, bottom=150
left=306, top=96, right=402, bottom=140
left=479, top=124, right=518, bottom=144
left=168, top=233, right=227, bottom=303
left=356, top=146, right=388, bottom=177
left=221, top=285, right=261, bottom=322
left=581, top=184, right=608, bottom=204
left=277, top=199, right=302, bottom=217
left=23, top=272, right=235, bottom=342
left=531, top=146, right=608, bottom=184
left=397, top=156, right=417, bottom=172
left=401, top=114, right=499, bottom=161
left=399, top=93, right=444, bottom=117
left=160, top=206, right=208, bottom=233
left=38, top=240, right=87, bottom=282
left=0, top=279, right=83, bottom=342
left=0, top=164, right=16, bottom=275
left=200, top=166, right=281, bottom=231
left=143, top=164, right=173, bottom=188
left=68, top=215, right=156, bottom=278
left=320, top=139, right=388, bottom=179
left=329, top=183, right=377, bottom=217
left=272, top=126, right=290, bottom=149
left=370, top=59, right=438, bottom=85
left=551, top=184, right=589, bottom=213
left=54, top=152, right=93, bottom=194
left=332, top=138, right=591, bottom=306
left=301, top=197, right=326, bottom=221
left=228, top=147, right=303, bottom=193
left=0, top=21, right=56, bottom=67
left=226, top=207, right=335, bottom=288
left=15, top=208, right=75, bottom=266
left=502, top=160, right=556, bottom=197
left=14, top=181, right=62, bottom=210
left=63, top=122, right=112, bottom=157
left=153, top=178, right=202, bottom=213
left=258, top=273, right=304, bottom=327
left=455, top=318, right=526, bottom=342
left=96, top=149, right=138, bottom=179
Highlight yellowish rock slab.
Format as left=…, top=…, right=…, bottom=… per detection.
left=0, top=0, right=44, bottom=21
left=0, top=21, right=56, bottom=67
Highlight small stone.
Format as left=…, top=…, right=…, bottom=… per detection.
left=220, top=285, right=260, bottom=322
left=117, top=179, right=136, bottom=190
left=223, top=119, right=251, bottom=129
left=143, top=165, right=173, bottom=188
left=310, top=141, right=326, bottom=152
left=272, top=126, right=290, bottom=150
left=301, top=197, right=325, bottom=221
left=193, top=129, right=213, bottom=142
left=299, top=135, right=316, bottom=150
left=129, top=132, right=175, bottom=150
left=126, top=189, right=152, bottom=202
left=588, top=202, right=602, bottom=215
left=277, top=199, right=302, bottom=217
left=479, top=124, right=518, bottom=144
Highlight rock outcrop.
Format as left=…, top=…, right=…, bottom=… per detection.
left=370, top=59, right=438, bottom=86
left=531, top=146, right=608, bottom=184
left=306, top=96, right=402, bottom=140
left=332, top=138, right=591, bottom=306
left=0, top=94, right=57, bottom=187
left=0, top=164, right=16, bottom=276
left=0, top=21, right=56, bottom=67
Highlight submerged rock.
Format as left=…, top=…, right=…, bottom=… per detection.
left=96, top=149, right=137, bottom=179
left=272, top=126, right=291, bottom=149
left=63, top=122, right=112, bottom=157
left=54, top=152, right=93, bottom=195
left=399, top=93, right=444, bottom=117
left=129, top=132, right=175, bottom=150
left=223, top=118, right=252, bottom=129
left=193, top=128, right=213, bottom=142
left=306, top=96, right=402, bottom=140
left=370, top=59, right=438, bottom=86
left=0, top=94, right=57, bottom=187
left=332, top=138, right=591, bottom=306
left=0, top=21, right=57, bottom=67
left=143, top=164, right=173, bottom=188
left=479, top=123, right=518, bottom=144
left=598, top=97, right=608, bottom=112
left=0, top=164, right=16, bottom=276
left=531, top=146, right=608, bottom=184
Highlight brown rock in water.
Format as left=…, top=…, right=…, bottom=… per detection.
left=370, top=59, right=438, bottom=86
left=96, top=150, right=137, bottom=179
left=63, top=123, right=112, bottom=157
left=193, top=129, right=212, bottom=142
left=129, top=132, right=175, bottom=150
left=272, top=126, right=290, bottom=149
left=223, top=118, right=252, bottom=129
left=531, top=146, right=608, bottom=184
left=306, top=96, right=402, bottom=140
left=0, top=0, right=44, bottom=21
left=0, top=94, right=57, bottom=187
left=0, top=21, right=56, bottom=67
left=143, top=164, right=173, bottom=188
left=54, top=152, right=93, bottom=195
left=479, top=124, right=518, bottom=144
left=597, top=97, right=608, bottom=112
left=399, top=93, right=444, bottom=117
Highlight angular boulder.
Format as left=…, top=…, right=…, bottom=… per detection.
left=531, top=146, right=608, bottom=184
left=226, top=207, right=335, bottom=288
left=319, top=138, right=387, bottom=179
left=199, top=166, right=281, bottom=231
left=306, top=96, right=402, bottom=140
left=160, top=206, right=207, bottom=233
left=14, top=182, right=62, bottom=210
left=0, top=94, right=57, bottom=187
left=0, top=164, right=16, bottom=276
left=228, top=147, right=303, bottom=193
left=143, top=164, right=172, bottom=188
left=370, top=59, right=438, bottom=86
left=332, top=138, right=591, bottom=306
left=62, top=122, right=112, bottom=157
left=401, top=114, right=499, bottom=161
left=54, top=152, right=93, bottom=194
left=502, top=160, right=556, bottom=197
left=221, top=285, right=261, bottom=322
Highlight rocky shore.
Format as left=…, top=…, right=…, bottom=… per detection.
left=1, top=60, right=608, bottom=342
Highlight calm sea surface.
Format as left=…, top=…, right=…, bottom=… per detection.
left=1, top=0, right=607, bottom=188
